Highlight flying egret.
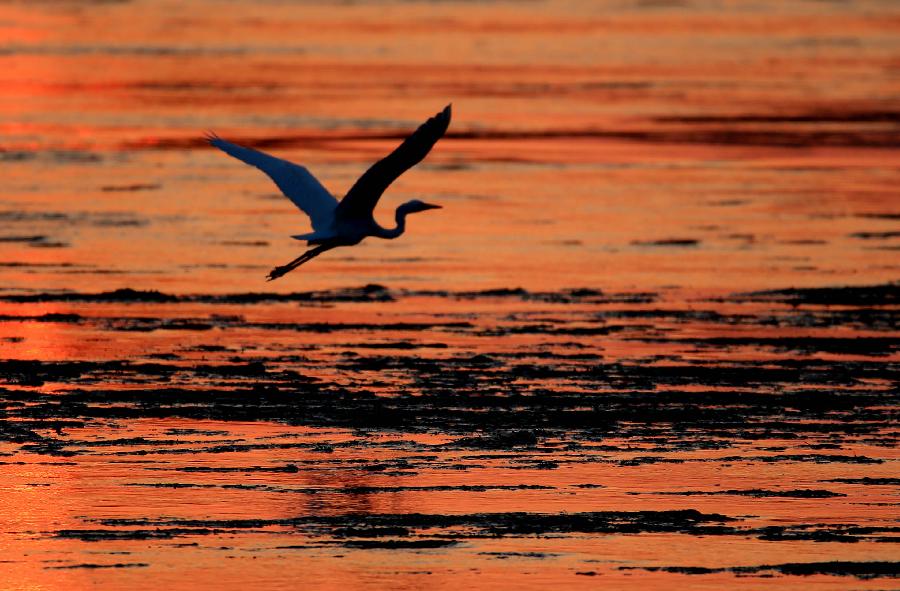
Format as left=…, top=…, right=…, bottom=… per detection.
left=207, top=105, right=451, bottom=281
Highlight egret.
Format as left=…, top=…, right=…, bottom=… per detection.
left=207, top=105, right=451, bottom=281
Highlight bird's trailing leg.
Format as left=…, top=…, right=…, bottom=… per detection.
left=267, top=244, right=334, bottom=281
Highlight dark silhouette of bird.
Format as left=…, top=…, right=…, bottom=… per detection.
left=207, top=105, right=451, bottom=280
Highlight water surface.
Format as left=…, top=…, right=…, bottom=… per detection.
left=0, top=1, right=898, bottom=589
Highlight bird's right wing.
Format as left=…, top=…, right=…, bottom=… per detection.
left=207, top=134, right=339, bottom=231
left=336, top=105, right=451, bottom=219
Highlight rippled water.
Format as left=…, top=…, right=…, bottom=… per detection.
left=1, top=1, right=898, bottom=589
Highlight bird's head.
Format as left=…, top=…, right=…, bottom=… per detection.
left=399, top=199, right=442, bottom=215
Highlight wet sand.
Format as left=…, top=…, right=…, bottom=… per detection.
left=1, top=1, right=898, bottom=589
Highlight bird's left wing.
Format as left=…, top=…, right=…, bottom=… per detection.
left=336, top=105, right=451, bottom=219
left=207, top=134, right=339, bottom=231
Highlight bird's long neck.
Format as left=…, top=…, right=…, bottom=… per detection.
left=374, top=206, right=409, bottom=239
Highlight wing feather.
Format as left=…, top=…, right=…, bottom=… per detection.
left=336, top=105, right=451, bottom=219
left=207, top=134, right=338, bottom=231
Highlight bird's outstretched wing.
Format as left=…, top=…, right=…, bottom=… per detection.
left=336, top=105, right=451, bottom=219
left=207, top=133, right=339, bottom=231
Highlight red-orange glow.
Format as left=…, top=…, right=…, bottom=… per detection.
left=1, top=0, right=898, bottom=588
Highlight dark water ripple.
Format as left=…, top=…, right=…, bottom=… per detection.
left=0, top=282, right=896, bottom=582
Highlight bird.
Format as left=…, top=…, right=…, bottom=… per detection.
left=207, top=105, right=451, bottom=281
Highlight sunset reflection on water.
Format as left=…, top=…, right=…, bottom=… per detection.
left=0, top=0, right=898, bottom=589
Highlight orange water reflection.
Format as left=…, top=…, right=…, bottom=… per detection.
left=2, top=0, right=899, bottom=588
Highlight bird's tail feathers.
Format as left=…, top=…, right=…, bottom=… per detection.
left=292, top=231, right=339, bottom=244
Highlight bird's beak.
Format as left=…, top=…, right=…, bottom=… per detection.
left=421, top=203, right=442, bottom=211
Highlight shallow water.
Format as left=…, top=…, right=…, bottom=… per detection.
left=1, top=1, right=898, bottom=589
